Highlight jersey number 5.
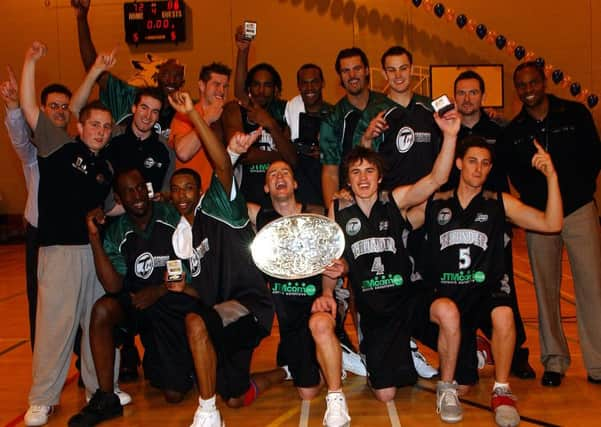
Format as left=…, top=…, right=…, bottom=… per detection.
left=459, top=247, right=471, bottom=269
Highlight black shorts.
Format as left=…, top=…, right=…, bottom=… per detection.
left=274, top=298, right=320, bottom=388
left=433, top=285, right=512, bottom=385
left=111, top=291, right=195, bottom=393
left=193, top=305, right=269, bottom=400
left=359, top=293, right=422, bottom=389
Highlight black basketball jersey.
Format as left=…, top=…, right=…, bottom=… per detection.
left=424, top=190, right=507, bottom=295
left=335, top=193, right=414, bottom=322
left=103, top=202, right=180, bottom=293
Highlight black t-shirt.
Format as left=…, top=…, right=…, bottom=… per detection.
left=35, top=114, right=112, bottom=246
left=376, top=104, right=441, bottom=190
left=335, top=193, right=414, bottom=324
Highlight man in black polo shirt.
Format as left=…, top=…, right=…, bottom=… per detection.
left=104, top=87, right=174, bottom=198
left=19, top=40, right=114, bottom=426
left=448, top=70, right=535, bottom=379
left=501, top=62, right=601, bottom=387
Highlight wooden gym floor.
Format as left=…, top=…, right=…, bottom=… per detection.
left=0, top=229, right=599, bottom=426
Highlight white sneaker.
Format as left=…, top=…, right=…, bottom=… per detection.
left=190, top=407, right=224, bottom=427
left=323, top=392, right=351, bottom=427
left=436, top=382, right=463, bottom=423
left=24, top=405, right=53, bottom=426
left=410, top=339, right=438, bottom=379
left=341, top=343, right=367, bottom=376
left=86, top=387, right=132, bottom=406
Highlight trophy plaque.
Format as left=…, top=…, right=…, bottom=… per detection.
left=251, top=214, right=345, bottom=280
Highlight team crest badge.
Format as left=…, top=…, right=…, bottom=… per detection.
left=395, top=126, right=415, bottom=153
left=135, top=252, right=155, bottom=279
left=346, top=218, right=361, bottom=236
left=437, top=208, right=452, bottom=225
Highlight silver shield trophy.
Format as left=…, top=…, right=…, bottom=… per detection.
left=251, top=214, right=345, bottom=279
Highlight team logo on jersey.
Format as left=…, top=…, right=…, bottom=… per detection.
left=72, top=157, right=88, bottom=175
left=95, top=173, right=106, bottom=184
left=191, top=238, right=210, bottom=278
left=475, top=213, right=489, bottom=223
left=351, top=237, right=397, bottom=258
left=144, top=157, right=156, bottom=168
left=437, top=208, right=452, bottom=225
left=395, top=127, right=415, bottom=153
left=346, top=218, right=361, bottom=236
left=361, top=274, right=404, bottom=292
left=135, top=252, right=155, bottom=279
left=440, top=229, right=488, bottom=251
left=190, top=248, right=201, bottom=277
left=379, top=221, right=389, bottom=231
left=271, top=281, right=317, bottom=297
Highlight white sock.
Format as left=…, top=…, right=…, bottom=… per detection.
left=328, top=389, right=343, bottom=394
left=199, top=395, right=216, bottom=411
left=493, top=381, right=510, bottom=391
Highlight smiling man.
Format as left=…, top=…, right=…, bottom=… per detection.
left=72, top=0, right=185, bottom=135
left=19, top=41, right=115, bottom=426
left=103, top=87, right=173, bottom=196
left=283, top=64, right=333, bottom=207
left=170, top=63, right=231, bottom=191
left=446, top=70, right=536, bottom=380
left=320, top=48, right=388, bottom=207
left=502, top=61, right=601, bottom=387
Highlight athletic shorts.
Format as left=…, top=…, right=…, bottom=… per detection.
left=273, top=297, right=320, bottom=388
left=359, top=293, right=421, bottom=389
left=433, top=285, right=512, bottom=385
left=112, top=291, right=194, bottom=393
left=192, top=305, right=269, bottom=400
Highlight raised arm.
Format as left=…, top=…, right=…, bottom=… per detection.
left=233, top=25, right=251, bottom=103
left=169, top=91, right=238, bottom=194
left=504, top=139, right=563, bottom=232
left=1, top=65, right=36, bottom=164
left=70, top=49, right=117, bottom=119
left=71, top=0, right=111, bottom=90
left=392, top=109, right=460, bottom=212
left=19, top=41, right=47, bottom=130
left=239, top=100, right=296, bottom=166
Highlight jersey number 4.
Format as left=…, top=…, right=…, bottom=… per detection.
left=371, top=256, right=385, bottom=275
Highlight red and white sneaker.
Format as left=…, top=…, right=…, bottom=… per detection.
left=491, top=387, right=520, bottom=427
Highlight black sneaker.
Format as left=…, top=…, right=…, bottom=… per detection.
left=68, top=389, right=123, bottom=427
